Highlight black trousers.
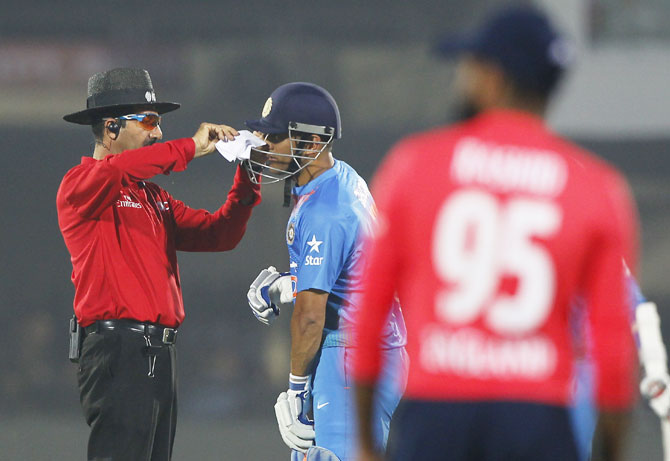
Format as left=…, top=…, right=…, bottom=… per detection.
left=77, top=327, right=177, bottom=461
left=386, top=399, right=579, bottom=461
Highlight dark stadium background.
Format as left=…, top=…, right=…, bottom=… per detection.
left=0, top=0, right=668, bottom=459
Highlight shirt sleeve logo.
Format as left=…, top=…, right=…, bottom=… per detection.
left=287, top=223, right=295, bottom=244
left=304, top=235, right=324, bottom=266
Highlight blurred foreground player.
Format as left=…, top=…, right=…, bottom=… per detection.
left=57, top=68, right=261, bottom=460
left=243, top=82, right=407, bottom=460
left=352, top=5, right=639, bottom=461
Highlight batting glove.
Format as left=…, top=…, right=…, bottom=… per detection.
left=247, top=266, right=295, bottom=325
left=636, top=301, right=670, bottom=419
left=274, top=374, right=315, bottom=453
left=641, top=373, right=670, bottom=419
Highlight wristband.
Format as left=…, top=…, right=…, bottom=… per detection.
left=289, top=373, right=310, bottom=391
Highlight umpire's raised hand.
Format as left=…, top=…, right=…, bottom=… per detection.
left=192, top=123, right=239, bottom=158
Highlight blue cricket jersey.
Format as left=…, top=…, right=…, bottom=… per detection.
left=286, top=159, right=407, bottom=348
left=624, top=263, right=646, bottom=310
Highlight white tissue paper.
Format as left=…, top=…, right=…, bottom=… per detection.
left=215, top=130, right=266, bottom=162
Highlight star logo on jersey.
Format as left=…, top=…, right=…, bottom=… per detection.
left=306, top=235, right=323, bottom=253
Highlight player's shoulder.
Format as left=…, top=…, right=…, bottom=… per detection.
left=61, top=158, right=93, bottom=179
left=547, top=135, right=634, bottom=229
left=390, top=123, right=466, bottom=157
left=307, top=187, right=350, bottom=223
left=335, top=159, right=372, bottom=193
left=302, top=168, right=362, bottom=223
left=311, top=160, right=363, bottom=198
left=374, top=124, right=464, bottom=188
left=549, top=135, right=627, bottom=190
left=57, top=160, right=96, bottom=198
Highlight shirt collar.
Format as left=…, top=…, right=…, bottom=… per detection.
left=293, top=158, right=340, bottom=196
left=474, top=108, right=547, bottom=131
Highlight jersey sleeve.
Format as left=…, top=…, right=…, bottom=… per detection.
left=295, top=207, right=355, bottom=294
left=171, top=164, right=261, bottom=252
left=351, top=139, right=413, bottom=383
left=585, top=169, right=640, bottom=410
left=57, top=138, right=195, bottom=220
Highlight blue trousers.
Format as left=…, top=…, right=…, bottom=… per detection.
left=296, top=346, right=407, bottom=461
left=569, top=359, right=597, bottom=461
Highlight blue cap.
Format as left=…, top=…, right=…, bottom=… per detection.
left=246, top=82, right=342, bottom=139
left=437, top=4, right=573, bottom=94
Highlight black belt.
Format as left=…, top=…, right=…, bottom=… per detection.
left=84, top=319, right=177, bottom=345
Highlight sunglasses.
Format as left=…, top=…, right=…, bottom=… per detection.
left=119, top=113, right=161, bottom=130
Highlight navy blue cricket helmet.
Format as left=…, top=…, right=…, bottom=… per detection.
left=246, top=82, right=341, bottom=139
left=436, top=4, right=573, bottom=96
left=243, top=82, right=342, bottom=186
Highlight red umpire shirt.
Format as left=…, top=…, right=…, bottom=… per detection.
left=57, top=138, right=260, bottom=328
left=353, top=110, right=638, bottom=410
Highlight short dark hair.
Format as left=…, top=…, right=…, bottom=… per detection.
left=504, top=72, right=552, bottom=110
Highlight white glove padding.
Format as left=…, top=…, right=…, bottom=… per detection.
left=636, top=302, right=668, bottom=377
left=641, top=374, right=670, bottom=419
left=274, top=374, right=315, bottom=453
left=247, top=266, right=295, bottom=325
left=636, top=301, right=670, bottom=419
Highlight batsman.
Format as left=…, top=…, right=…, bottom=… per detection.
left=243, top=82, right=408, bottom=460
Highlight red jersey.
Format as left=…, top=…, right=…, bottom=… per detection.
left=352, top=110, right=638, bottom=409
left=57, top=138, right=260, bottom=328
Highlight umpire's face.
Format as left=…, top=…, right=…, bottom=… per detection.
left=117, top=111, right=163, bottom=152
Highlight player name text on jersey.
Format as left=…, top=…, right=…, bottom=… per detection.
left=450, top=137, right=567, bottom=197
left=419, top=325, right=557, bottom=380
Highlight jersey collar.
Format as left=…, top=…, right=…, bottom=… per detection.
left=292, top=158, right=341, bottom=197
left=474, top=108, right=547, bottom=131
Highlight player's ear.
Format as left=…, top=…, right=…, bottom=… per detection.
left=481, top=62, right=509, bottom=107
left=310, top=134, right=323, bottom=152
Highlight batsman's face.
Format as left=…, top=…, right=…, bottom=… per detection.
left=260, top=133, right=293, bottom=172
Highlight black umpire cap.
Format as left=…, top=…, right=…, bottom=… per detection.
left=63, top=67, right=180, bottom=125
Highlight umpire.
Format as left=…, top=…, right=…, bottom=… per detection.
left=57, top=68, right=261, bottom=460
